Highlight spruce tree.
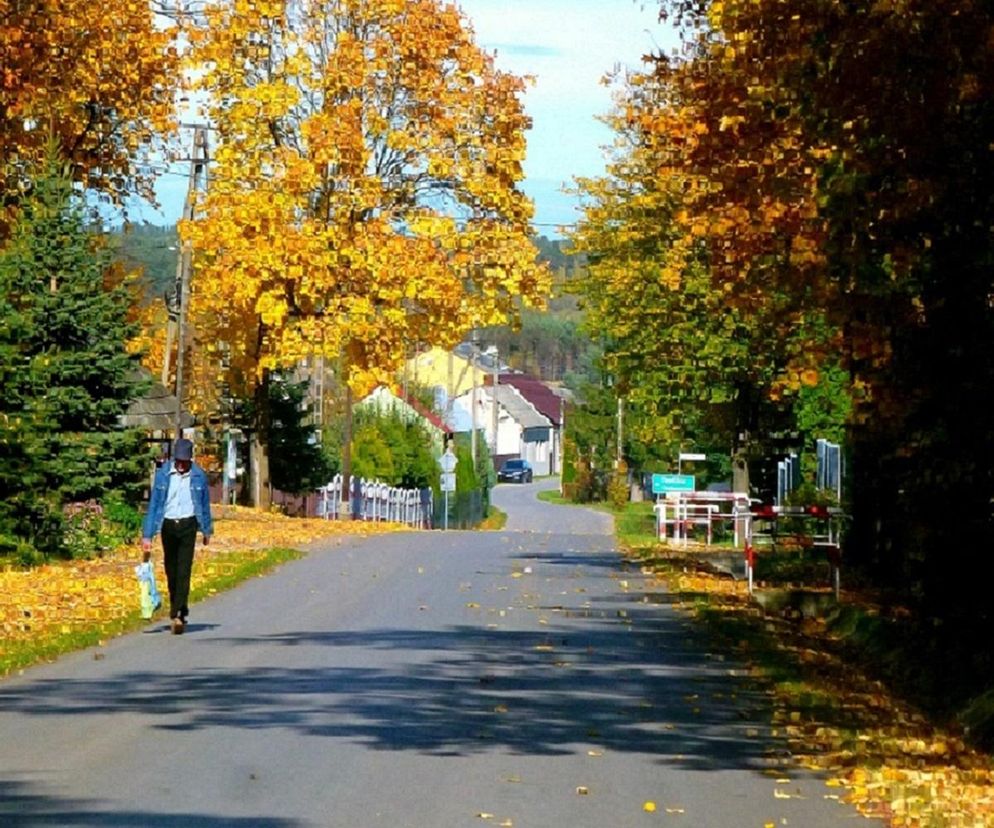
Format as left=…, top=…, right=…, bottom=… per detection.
left=267, top=374, right=334, bottom=496
left=0, top=151, right=149, bottom=556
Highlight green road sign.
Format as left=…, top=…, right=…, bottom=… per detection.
left=651, top=473, right=695, bottom=494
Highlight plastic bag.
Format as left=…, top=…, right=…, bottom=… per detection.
left=135, top=561, right=161, bottom=619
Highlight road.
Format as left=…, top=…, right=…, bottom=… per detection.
left=0, top=479, right=875, bottom=826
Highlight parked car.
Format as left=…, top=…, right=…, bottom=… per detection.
left=497, top=458, right=533, bottom=483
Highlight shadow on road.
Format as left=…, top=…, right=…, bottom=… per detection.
left=0, top=778, right=301, bottom=827
left=0, top=611, right=773, bottom=772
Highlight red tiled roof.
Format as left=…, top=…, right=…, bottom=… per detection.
left=404, top=393, right=448, bottom=433
left=494, top=374, right=563, bottom=425
left=389, top=385, right=448, bottom=433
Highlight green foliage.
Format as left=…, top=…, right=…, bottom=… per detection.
left=267, top=374, right=335, bottom=494
left=563, top=381, right=617, bottom=477
left=608, top=460, right=629, bottom=510
left=351, top=406, right=439, bottom=489
left=472, top=432, right=497, bottom=492
left=785, top=482, right=839, bottom=510
left=0, top=150, right=149, bottom=559
left=452, top=434, right=479, bottom=493
left=351, top=424, right=395, bottom=483
left=0, top=533, right=46, bottom=568
left=62, top=502, right=108, bottom=559
left=569, top=457, right=604, bottom=504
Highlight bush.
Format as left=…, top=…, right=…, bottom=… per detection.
left=786, top=481, right=839, bottom=508
left=100, top=493, right=143, bottom=545
left=571, top=459, right=594, bottom=503
left=0, top=533, right=45, bottom=568
left=61, top=494, right=143, bottom=559
left=608, top=461, right=629, bottom=510
left=62, top=501, right=106, bottom=559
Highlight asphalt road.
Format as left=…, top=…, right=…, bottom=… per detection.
left=0, top=480, right=876, bottom=827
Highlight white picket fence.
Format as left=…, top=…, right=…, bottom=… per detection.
left=316, top=475, right=432, bottom=528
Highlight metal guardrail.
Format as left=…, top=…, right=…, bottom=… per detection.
left=653, top=492, right=753, bottom=547
left=652, top=494, right=848, bottom=599
left=742, top=504, right=847, bottom=597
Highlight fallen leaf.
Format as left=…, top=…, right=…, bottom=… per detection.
left=774, top=789, right=803, bottom=800
left=643, top=801, right=657, bottom=812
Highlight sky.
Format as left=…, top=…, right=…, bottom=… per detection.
left=141, top=0, right=676, bottom=238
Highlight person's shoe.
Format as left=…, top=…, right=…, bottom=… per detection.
left=171, top=617, right=185, bottom=635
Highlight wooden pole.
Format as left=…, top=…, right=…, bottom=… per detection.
left=173, top=125, right=209, bottom=440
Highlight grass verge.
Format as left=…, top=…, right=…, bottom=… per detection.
left=479, top=506, right=508, bottom=531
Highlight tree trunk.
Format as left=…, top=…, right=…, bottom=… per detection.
left=732, top=447, right=750, bottom=495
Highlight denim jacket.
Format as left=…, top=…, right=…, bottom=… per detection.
left=142, top=461, right=214, bottom=540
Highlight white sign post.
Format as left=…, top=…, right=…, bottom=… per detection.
left=677, top=452, right=707, bottom=475
left=438, top=449, right=458, bottom=530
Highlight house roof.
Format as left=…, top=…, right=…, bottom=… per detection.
left=494, top=385, right=550, bottom=430
left=360, top=385, right=448, bottom=434
left=494, top=374, right=563, bottom=425
left=402, top=390, right=448, bottom=433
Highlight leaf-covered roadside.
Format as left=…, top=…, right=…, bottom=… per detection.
left=0, top=508, right=400, bottom=677
left=626, top=541, right=994, bottom=827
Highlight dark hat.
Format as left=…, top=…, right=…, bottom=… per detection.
left=173, top=438, right=194, bottom=461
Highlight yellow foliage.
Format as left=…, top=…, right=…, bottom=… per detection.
left=179, top=0, right=549, bottom=402
left=0, top=0, right=180, bottom=238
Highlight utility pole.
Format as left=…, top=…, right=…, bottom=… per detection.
left=616, top=396, right=624, bottom=468
left=171, top=125, right=209, bottom=440
left=491, top=346, right=499, bottom=460
left=470, top=335, right=478, bottom=468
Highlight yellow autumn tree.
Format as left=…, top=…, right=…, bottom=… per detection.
left=0, top=0, right=179, bottom=237
left=181, top=0, right=549, bottom=505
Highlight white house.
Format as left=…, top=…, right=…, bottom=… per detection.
left=452, top=384, right=554, bottom=475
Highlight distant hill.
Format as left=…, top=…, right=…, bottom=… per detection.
left=533, top=235, right=587, bottom=314
left=471, top=236, right=597, bottom=386
left=108, top=224, right=178, bottom=303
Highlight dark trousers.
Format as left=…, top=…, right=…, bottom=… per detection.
left=161, top=517, right=198, bottom=620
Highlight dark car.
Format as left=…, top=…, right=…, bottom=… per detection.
left=497, top=458, right=533, bottom=483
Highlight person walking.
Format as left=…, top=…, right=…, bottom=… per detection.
left=141, top=438, right=214, bottom=634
